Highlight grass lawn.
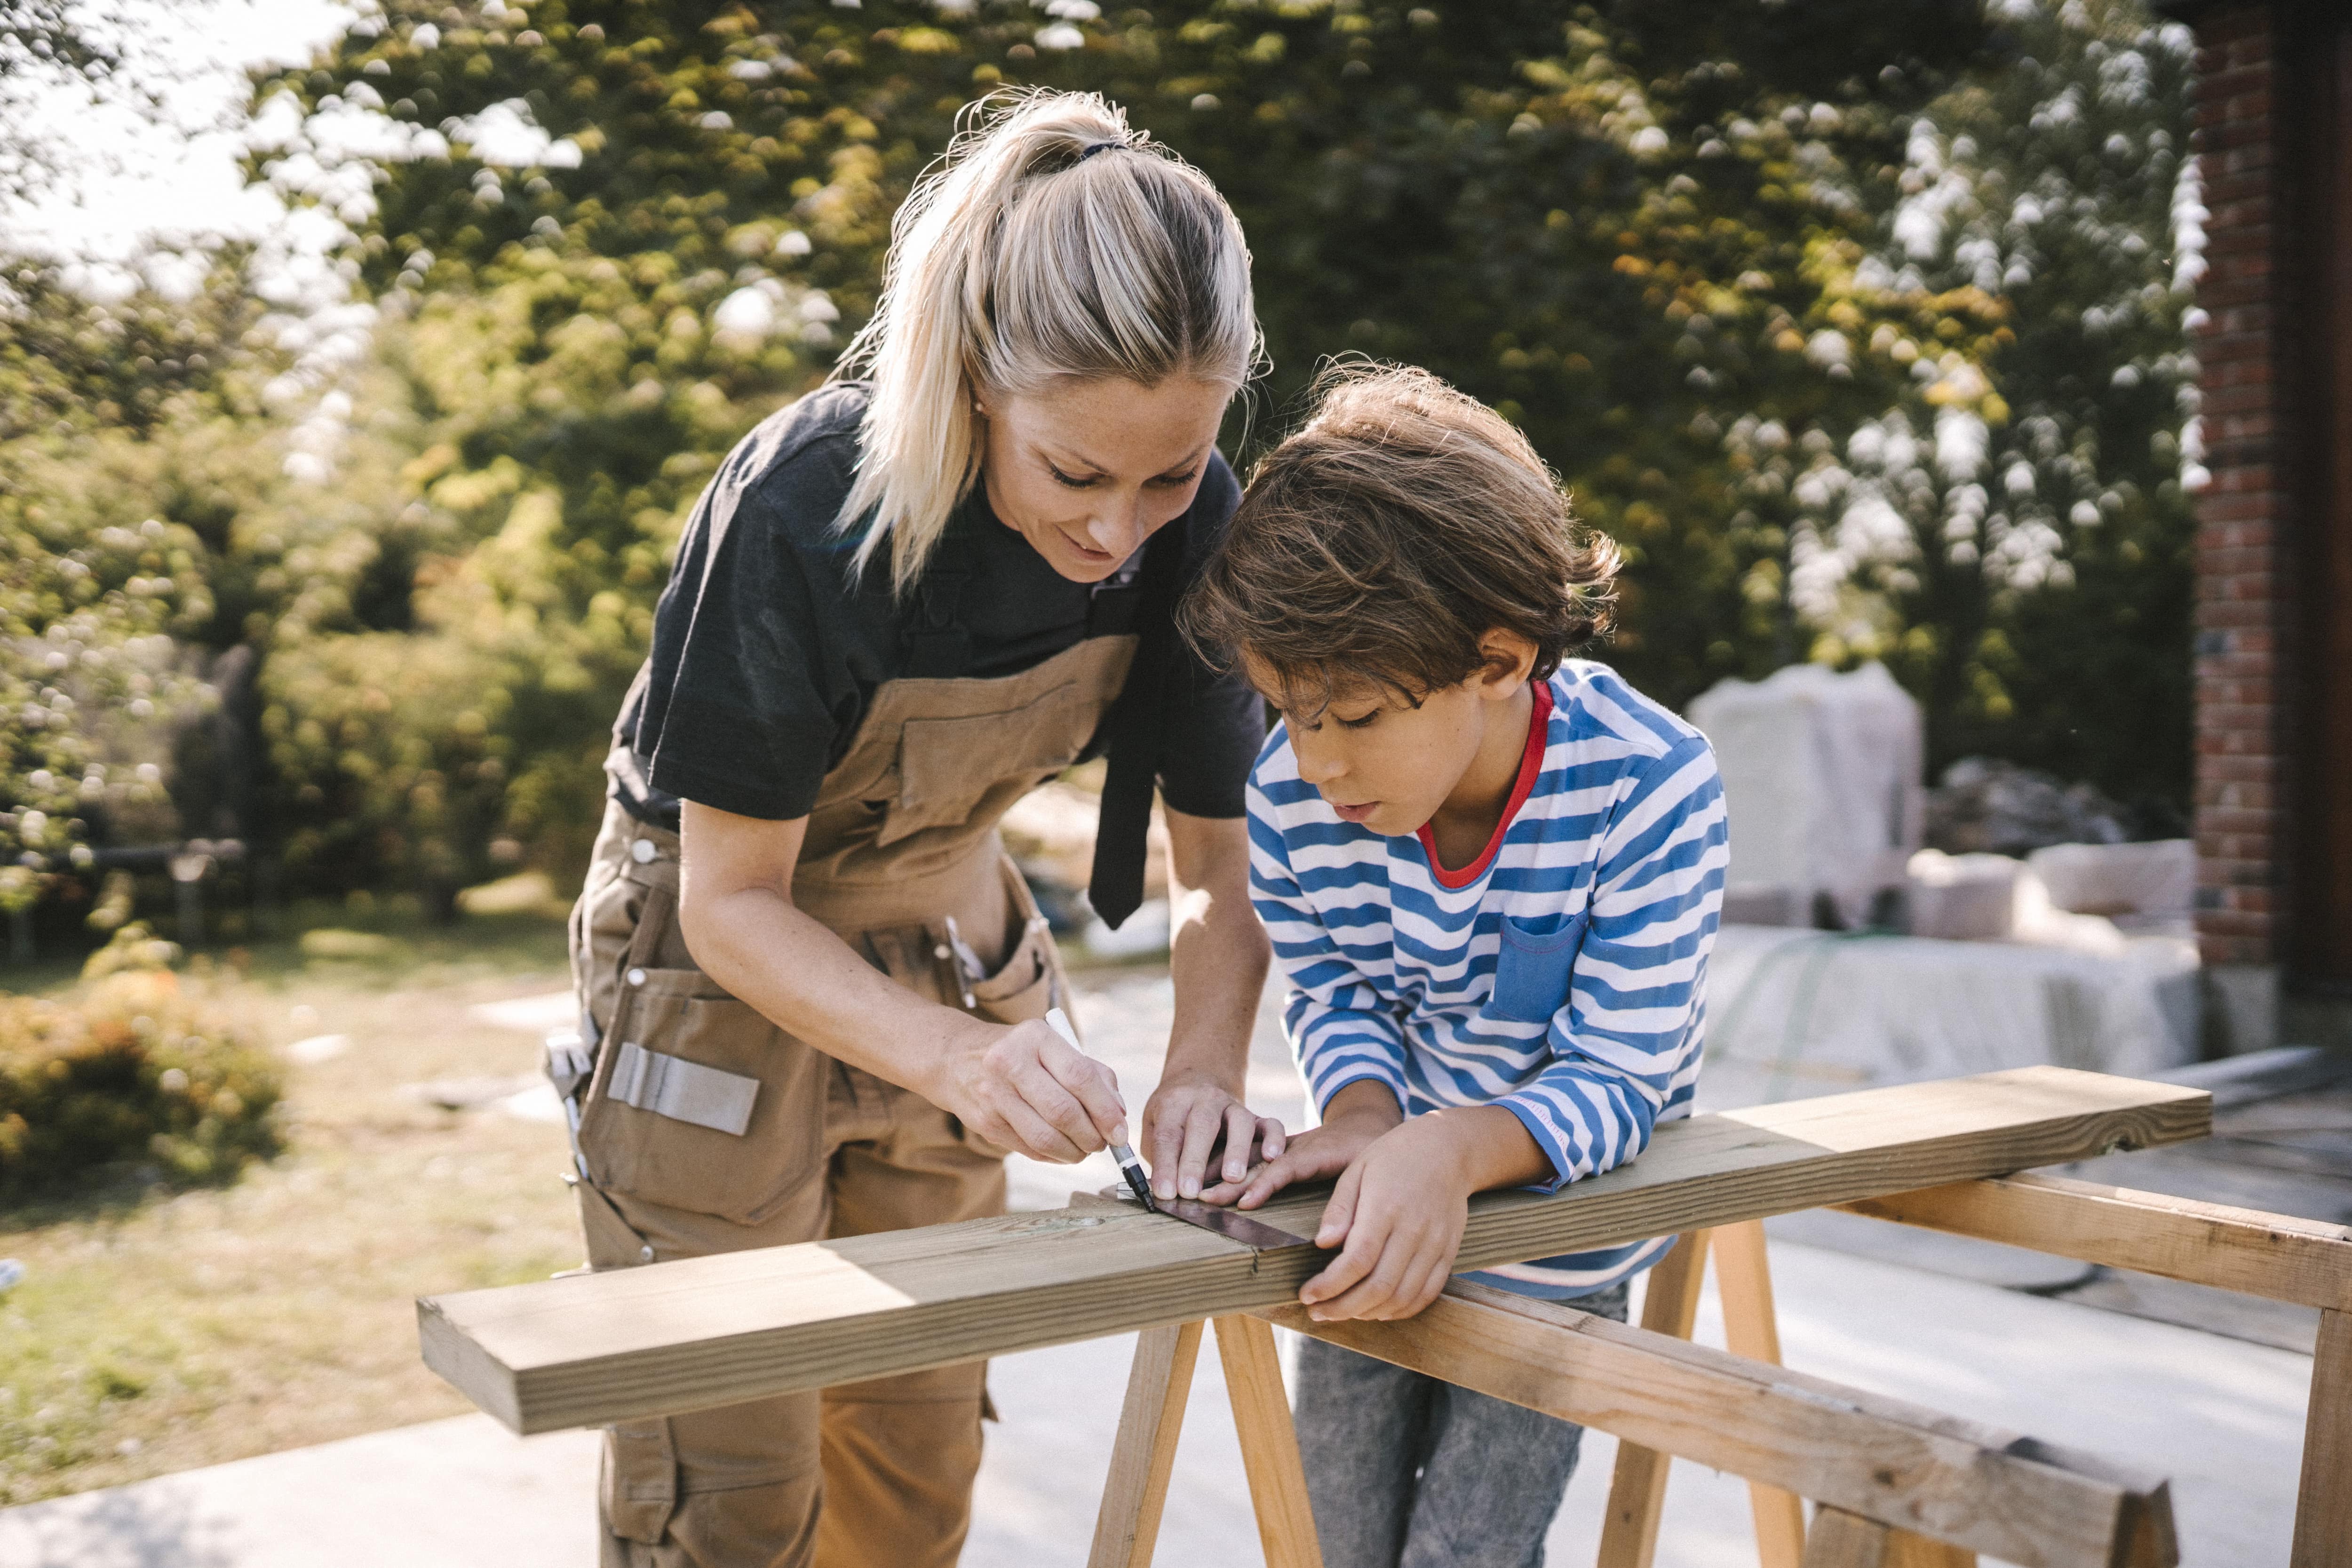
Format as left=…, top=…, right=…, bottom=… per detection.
left=0, top=897, right=586, bottom=1507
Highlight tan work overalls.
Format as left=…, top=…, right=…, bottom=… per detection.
left=568, top=616, right=1139, bottom=1568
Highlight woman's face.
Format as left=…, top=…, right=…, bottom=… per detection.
left=978, top=375, right=1231, bottom=583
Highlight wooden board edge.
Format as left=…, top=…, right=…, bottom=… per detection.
left=1834, top=1172, right=2352, bottom=1312
left=422, top=1071, right=2223, bottom=1433
left=1261, top=1281, right=2176, bottom=1568
left=417, top=1296, right=527, bottom=1435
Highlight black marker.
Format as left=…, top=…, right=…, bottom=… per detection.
left=1045, top=1007, right=1158, bottom=1213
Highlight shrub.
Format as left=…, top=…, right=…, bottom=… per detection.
left=0, top=926, right=281, bottom=1201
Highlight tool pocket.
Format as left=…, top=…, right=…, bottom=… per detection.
left=1487, top=909, right=1590, bottom=1025
left=579, top=967, right=826, bottom=1225
left=601, top=1418, right=678, bottom=1545
left=969, top=916, right=1056, bottom=1027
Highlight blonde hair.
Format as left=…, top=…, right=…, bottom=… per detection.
left=832, top=89, right=1260, bottom=593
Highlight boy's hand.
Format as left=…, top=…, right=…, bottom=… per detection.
left=1141, top=1071, right=1289, bottom=1202
left=1295, top=1114, right=1477, bottom=1321
left=1198, top=1079, right=1402, bottom=1209
left=1209, top=1095, right=1554, bottom=1323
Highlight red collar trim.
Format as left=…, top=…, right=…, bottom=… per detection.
left=1417, top=679, right=1553, bottom=889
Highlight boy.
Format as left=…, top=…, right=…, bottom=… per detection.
left=1178, top=366, right=1727, bottom=1568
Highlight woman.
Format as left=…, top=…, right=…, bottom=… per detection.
left=564, top=91, right=1278, bottom=1568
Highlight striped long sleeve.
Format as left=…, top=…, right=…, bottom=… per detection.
left=1493, top=734, right=1725, bottom=1192
left=1245, top=661, right=1729, bottom=1299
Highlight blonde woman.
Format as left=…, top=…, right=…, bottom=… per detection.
left=564, top=91, right=1279, bottom=1567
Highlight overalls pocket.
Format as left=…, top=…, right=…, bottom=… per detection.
left=1487, top=909, right=1591, bottom=1025
left=969, top=916, right=1055, bottom=1025
left=575, top=868, right=828, bottom=1226
left=579, top=966, right=827, bottom=1225
left=881, top=683, right=1098, bottom=846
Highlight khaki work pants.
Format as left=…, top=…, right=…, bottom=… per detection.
left=572, top=809, right=1030, bottom=1568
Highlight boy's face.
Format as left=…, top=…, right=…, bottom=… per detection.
left=1244, top=640, right=1534, bottom=838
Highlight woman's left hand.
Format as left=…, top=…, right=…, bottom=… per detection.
left=1141, top=1070, right=1287, bottom=1202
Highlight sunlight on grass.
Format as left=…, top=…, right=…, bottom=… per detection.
left=0, top=902, right=580, bottom=1505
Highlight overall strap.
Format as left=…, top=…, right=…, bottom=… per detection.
left=1089, top=522, right=1189, bottom=930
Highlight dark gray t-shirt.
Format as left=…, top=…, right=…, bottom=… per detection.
left=609, top=381, right=1262, bottom=828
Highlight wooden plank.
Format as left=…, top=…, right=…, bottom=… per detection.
left=1802, top=1511, right=1975, bottom=1568
left=1712, top=1221, right=1816, bottom=1568
left=1886, top=1534, right=1975, bottom=1568
left=1803, top=1509, right=1896, bottom=1568
left=1258, top=1281, right=2178, bottom=1568
left=1212, top=1315, right=1322, bottom=1568
left=1834, top=1171, right=2352, bottom=1310
left=1087, top=1320, right=1203, bottom=1568
left=1597, top=1232, right=1708, bottom=1568
left=418, top=1068, right=2209, bottom=1433
left=2291, top=1308, right=2352, bottom=1568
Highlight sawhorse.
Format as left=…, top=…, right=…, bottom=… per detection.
left=1087, top=1214, right=2178, bottom=1568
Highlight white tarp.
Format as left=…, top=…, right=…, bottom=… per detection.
left=1695, top=923, right=2201, bottom=1111
left=1687, top=661, right=1925, bottom=928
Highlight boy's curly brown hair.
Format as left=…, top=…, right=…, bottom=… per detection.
left=1179, top=363, right=1619, bottom=717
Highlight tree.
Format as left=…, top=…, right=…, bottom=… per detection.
left=245, top=0, right=2196, bottom=893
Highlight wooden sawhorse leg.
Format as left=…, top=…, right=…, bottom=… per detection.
left=1088, top=1316, right=1324, bottom=1568
left=1597, top=1230, right=1710, bottom=1568
left=1216, top=1314, right=1324, bottom=1568
left=1089, top=1321, right=1205, bottom=1568
left=1715, top=1219, right=1812, bottom=1568
left=1800, top=1507, right=1968, bottom=1568
left=1599, top=1223, right=1970, bottom=1568
left=2294, top=1307, right=2352, bottom=1568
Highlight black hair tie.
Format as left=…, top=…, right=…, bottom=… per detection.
left=1077, top=141, right=1121, bottom=161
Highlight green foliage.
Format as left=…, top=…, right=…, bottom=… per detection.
left=0, top=924, right=280, bottom=1199
left=0, top=0, right=2195, bottom=933
left=0, top=262, right=266, bottom=910
left=257, top=0, right=2195, bottom=872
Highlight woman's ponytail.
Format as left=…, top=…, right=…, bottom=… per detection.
left=833, top=89, right=1259, bottom=594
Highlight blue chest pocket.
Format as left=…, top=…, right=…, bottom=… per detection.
left=1486, top=910, right=1590, bottom=1025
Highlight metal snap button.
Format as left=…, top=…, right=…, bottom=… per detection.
left=627, top=967, right=646, bottom=986
left=631, top=838, right=656, bottom=863
left=639, top=1245, right=654, bottom=1263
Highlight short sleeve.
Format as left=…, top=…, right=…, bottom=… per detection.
left=636, top=433, right=863, bottom=822
left=1157, top=455, right=1266, bottom=818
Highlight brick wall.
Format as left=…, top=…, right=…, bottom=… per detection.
left=2190, top=3, right=2292, bottom=969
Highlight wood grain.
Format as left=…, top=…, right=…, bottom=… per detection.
left=2291, top=1308, right=2352, bottom=1568
left=1597, top=1231, right=1708, bottom=1568
left=1259, top=1280, right=2177, bottom=1568
left=1713, top=1220, right=1817, bottom=1568
left=1803, top=1508, right=1897, bottom=1568
left=1213, top=1315, right=1322, bottom=1568
left=1886, top=1533, right=1977, bottom=1568
left=418, top=1067, right=2209, bottom=1433
left=1835, top=1171, right=2352, bottom=1310
left=1087, top=1320, right=1202, bottom=1568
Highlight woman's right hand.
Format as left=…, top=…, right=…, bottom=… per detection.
left=928, top=1014, right=1133, bottom=1163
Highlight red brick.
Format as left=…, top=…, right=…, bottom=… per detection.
left=2198, top=755, right=2279, bottom=786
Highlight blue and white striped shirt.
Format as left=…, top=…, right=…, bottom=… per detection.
left=1248, top=661, right=1728, bottom=1298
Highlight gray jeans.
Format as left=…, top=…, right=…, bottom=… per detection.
left=1292, top=1279, right=1632, bottom=1568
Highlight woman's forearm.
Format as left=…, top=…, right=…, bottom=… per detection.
left=1161, top=808, right=1271, bottom=1091
left=685, top=878, right=983, bottom=1100
left=675, top=799, right=1128, bottom=1163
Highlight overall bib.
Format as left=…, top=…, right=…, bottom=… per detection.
left=569, top=617, right=1139, bottom=1568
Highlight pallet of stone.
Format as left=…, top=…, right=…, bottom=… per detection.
left=418, top=1066, right=2208, bottom=1436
